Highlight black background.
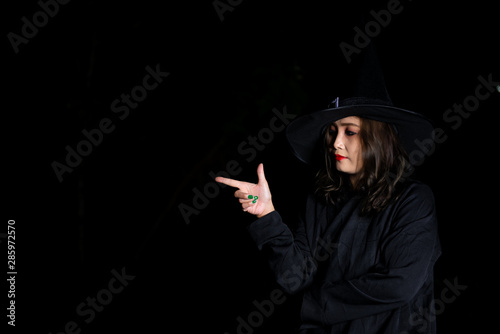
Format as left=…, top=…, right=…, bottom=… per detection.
left=4, top=0, right=499, bottom=333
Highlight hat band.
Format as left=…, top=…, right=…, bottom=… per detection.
left=328, top=97, right=340, bottom=108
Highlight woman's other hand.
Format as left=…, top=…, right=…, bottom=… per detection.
left=216, top=163, right=275, bottom=218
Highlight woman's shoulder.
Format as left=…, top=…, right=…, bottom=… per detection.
left=303, top=179, right=436, bottom=216
left=399, top=179, right=435, bottom=201
left=391, top=178, right=437, bottom=219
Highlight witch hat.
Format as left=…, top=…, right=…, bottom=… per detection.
left=286, top=41, right=435, bottom=166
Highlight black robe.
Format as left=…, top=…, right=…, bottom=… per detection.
left=247, top=180, right=441, bottom=333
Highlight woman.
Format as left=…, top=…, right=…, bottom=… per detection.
left=216, top=93, right=441, bottom=333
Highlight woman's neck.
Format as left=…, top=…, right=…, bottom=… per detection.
left=349, top=173, right=360, bottom=190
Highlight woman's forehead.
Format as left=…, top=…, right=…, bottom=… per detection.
left=332, top=116, right=361, bottom=127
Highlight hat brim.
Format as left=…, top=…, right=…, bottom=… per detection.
left=286, top=104, right=435, bottom=165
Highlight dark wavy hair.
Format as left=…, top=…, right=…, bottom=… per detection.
left=314, top=117, right=412, bottom=216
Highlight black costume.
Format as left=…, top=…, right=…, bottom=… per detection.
left=248, top=180, right=441, bottom=333
left=243, top=41, right=441, bottom=333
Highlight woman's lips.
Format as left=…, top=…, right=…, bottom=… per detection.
left=335, top=154, right=347, bottom=161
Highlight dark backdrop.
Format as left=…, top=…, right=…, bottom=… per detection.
left=4, top=0, right=498, bottom=333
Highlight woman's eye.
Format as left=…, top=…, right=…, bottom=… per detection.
left=346, top=130, right=357, bottom=136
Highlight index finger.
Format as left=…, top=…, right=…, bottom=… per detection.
left=215, top=176, right=243, bottom=189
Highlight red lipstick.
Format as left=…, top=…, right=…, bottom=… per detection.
left=335, top=154, right=346, bottom=161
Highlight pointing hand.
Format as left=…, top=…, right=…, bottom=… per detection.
left=216, top=163, right=275, bottom=218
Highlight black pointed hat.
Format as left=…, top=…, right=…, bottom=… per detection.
left=286, top=42, right=435, bottom=165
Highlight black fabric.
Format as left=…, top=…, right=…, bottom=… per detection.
left=285, top=41, right=435, bottom=167
left=350, top=41, right=392, bottom=106
left=247, top=180, right=441, bottom=334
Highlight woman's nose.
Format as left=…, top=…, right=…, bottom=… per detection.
left=332, top=134, right=344, bottom=150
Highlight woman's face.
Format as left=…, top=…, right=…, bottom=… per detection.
left=328, top=116, right=363, bottom=178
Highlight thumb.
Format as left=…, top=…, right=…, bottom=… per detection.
left=257, top=163, right=268, bottom=185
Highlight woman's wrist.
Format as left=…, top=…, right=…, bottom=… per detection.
left=257, top=203, right=275, bottom=219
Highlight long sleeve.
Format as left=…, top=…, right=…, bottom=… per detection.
left=247, top=182, right=441, bottom=332
left=247, top=209, right=318, bottom=294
